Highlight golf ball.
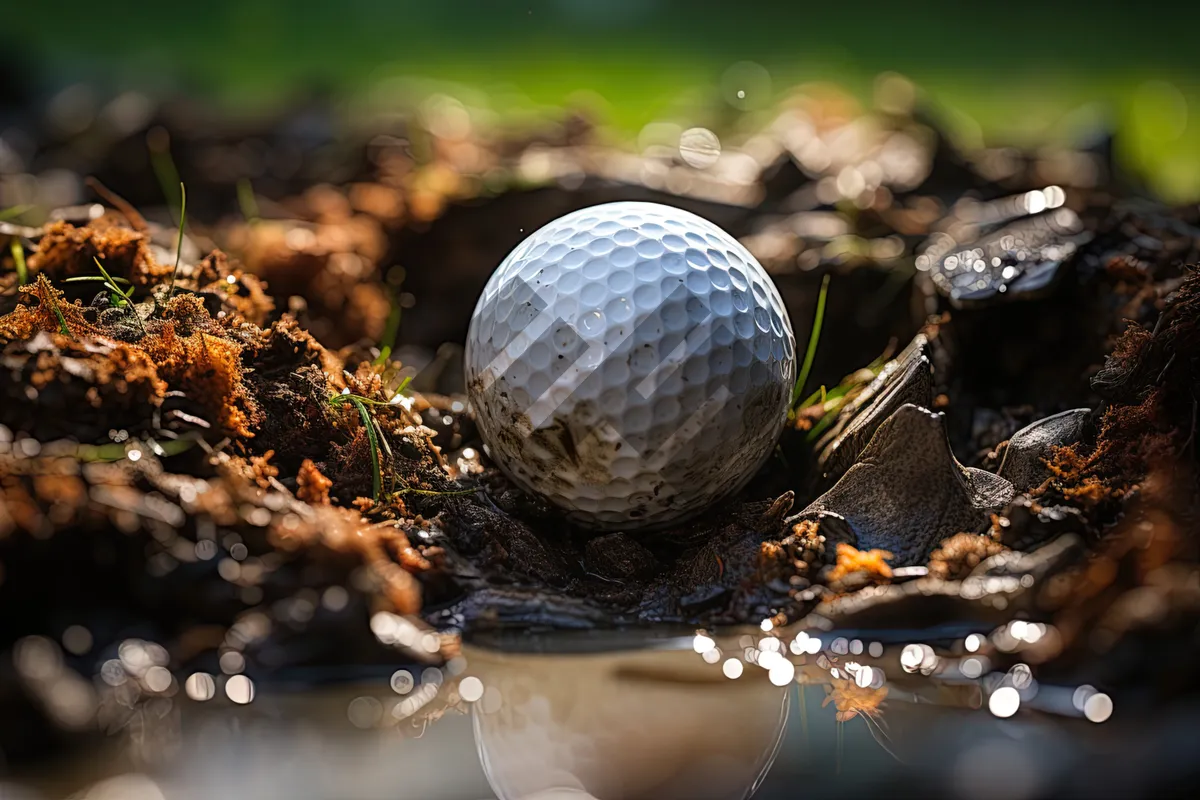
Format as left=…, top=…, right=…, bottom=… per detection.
left=465, top=201, right=795, bottom=529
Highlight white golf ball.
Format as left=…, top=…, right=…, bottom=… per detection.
left=465, top=201, right=795, bottom=529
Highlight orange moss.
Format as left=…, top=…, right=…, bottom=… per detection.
left=823, top=674, right=889, bottom=722
left=197, top=266, right=274, bottom=327
left=827, top=542, right=893, bottom=585
left=928, top=533, right=1007, bottom=580
left=296, top=459, right=333, bottom=505
left=0, top=301, right=39, bottom=342
left=223, top=209, right=392, bottom=347
left=1109, top=323, right=1153, bottom=366
left=26, top=220, right=167, bottom=287
left=1044, top=444, right=1090, bottom=482
left=0, top=276, right=108, bottom=343
left=791, top=519, right=822, bottom=540
left=140, top=324, right=259, bottom=439
left=758, top=540, right=786, bottom=572
left=1062, top=476, right=1116, bottom=504
left=228, top=451, right=279, bottom=490
left=270, top=505, right=427, bottom=614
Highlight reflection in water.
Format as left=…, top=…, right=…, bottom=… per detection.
left=466, top=644, right=789, bottom=800
left=4, top=620, right=1132, bottom=799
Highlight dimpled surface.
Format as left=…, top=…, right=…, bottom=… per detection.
left=465, top=201, right=796, bottom=530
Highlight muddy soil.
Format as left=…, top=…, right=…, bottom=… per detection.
left=1, top=93, right=1198, bottom=770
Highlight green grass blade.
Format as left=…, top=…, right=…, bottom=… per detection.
left=94, top=257, right=146, bottom=333
left=10, top=238, right=28, bottom=286
left=0, top=204, right=34, bottom=221
left=805, top=408, right=840, bottom=444
left=328, top=382, right=413, bottom=409
left=167, top=182, right=187, bottom=301
left=380, top=295, right=402, bottom=355
left=372, top=345, right=392, bottom=367
left=91, top=257, right=121, bottom=290
left=148, top=129, right=183, bottom=224
left=348, top=396, right=383, bottom=500
left=40, top=277, right=71, bottom=337
left=237, top=178, right=260, bottom=223
left=77, top=437, right=196, bottom=462
left=790, top=274, right=831, bottom=409
left=330, top=392, right=387, bottom=408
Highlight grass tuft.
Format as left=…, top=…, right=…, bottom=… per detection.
left=392, top=375, right=413, bottom=397
left=326, top=374, right=419, bottom=499
left=328, top=393, right=386, bottom=500
left=801, top=350, right=891, bottom=443
left=93, top=257, right=147, bottom=335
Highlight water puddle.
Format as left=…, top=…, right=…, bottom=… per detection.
left=7, top=619, right=1159, bottom=800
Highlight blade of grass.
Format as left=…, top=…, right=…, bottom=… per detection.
left=94, top=257, right=146, bottom=334
left=805, top=408, right=841, bottom=444
left=372, top=345, right=392, bottom=367
left=84, top=177, right=148, bottom=232
left=328, top=380, right=414, bottom=410
left=0, top=204, right=34, bottom=221
left=91, top=257, right=124, bottom=294
left=380, top=295, right=402, bottom=356
left=371, top=412, right=396, bottom=494
left=167, top=182, right=187, bottom=301
left=391, top=484, right=478, bottom=498
left=237, top=178, right=260, bottom=224
left=348, top=396, right=382, bottom=500
left=329, top=393, right=393, bottom=408
left=797, top=385, right=826, bottom=411
left=147, top=128, right=182, bottom=224
left=10, top=238, right=28, bottom=286
left=38, top=276, right=71, bottom=337
left=790, top=274, right=831, bottom=409
left=63, top=275, right=132, bottom=285
left=77, top=437, right=196, bottom=462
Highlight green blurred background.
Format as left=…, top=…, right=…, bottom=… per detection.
left=5, top=0, right=1200, bottom=200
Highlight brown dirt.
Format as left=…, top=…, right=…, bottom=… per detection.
left=1, top=100, right=1198, bottom=741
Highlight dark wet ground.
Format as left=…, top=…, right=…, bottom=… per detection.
left=2, top=85, right=1200, bottom=798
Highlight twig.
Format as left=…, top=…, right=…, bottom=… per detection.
left=84, top=177, right=148, bottom=232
